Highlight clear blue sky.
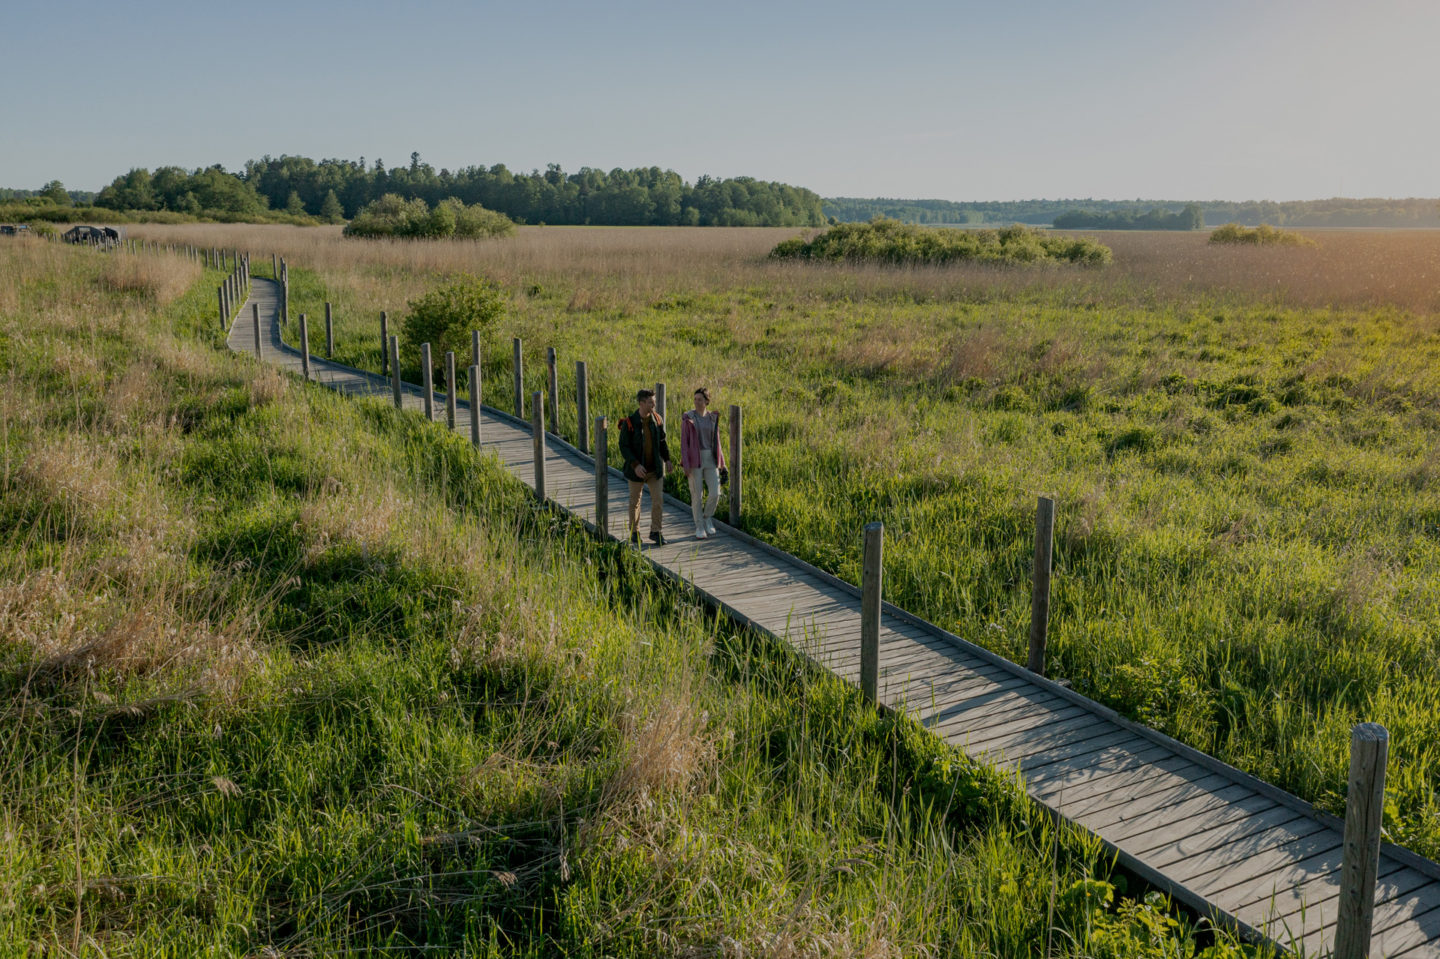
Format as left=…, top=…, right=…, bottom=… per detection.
left=4, top=0, right=1436, bottom=201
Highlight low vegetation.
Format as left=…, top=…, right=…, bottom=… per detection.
left=1208, top=223, right=1317, bottom=247
left=0, top=242, right=1248, bottom=954
left=772, top=218, right=1113, bottom=265
left=344, top=194, right=515, bottom=239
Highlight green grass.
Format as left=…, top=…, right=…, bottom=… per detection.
left=292, top=243, right=1440, bottom=864
left=0, top=243, right=1251, bottom=955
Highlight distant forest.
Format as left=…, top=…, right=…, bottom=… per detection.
left=5, top=155, right=826, bottom=228
left=824, top=197, right=1440, bottom=229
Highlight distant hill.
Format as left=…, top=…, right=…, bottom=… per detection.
left=823, top=196, right=1440, bottom=229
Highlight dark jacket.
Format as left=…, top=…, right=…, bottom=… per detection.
left=618, top=410, right=670, bottom=482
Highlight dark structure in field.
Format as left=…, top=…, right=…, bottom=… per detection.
left=0, top=224, right=28, bottom=236
left=62, top=225, right=120, bottom=244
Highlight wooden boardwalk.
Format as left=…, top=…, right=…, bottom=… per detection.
left=230, top=279, right=1440, bottom=957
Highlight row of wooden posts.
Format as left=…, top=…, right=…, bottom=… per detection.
left=250, top=266, right=1393, bottom=959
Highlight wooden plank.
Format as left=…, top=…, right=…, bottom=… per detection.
left=1105, top=786, right=1273, bottom=847
left=1026, top=742, right=1183, bottom=800
left=1163, top=817, right=1335, bottom=888
left=961, top=703, right=1090, bottom=750
left=1376, top=903, right=1440, bottom=958
left=977, top=720, right=1132, bottom=768
left=1239, top=861, right=1420, bottom=938
left=1085, top=775, right=1245, bottom=834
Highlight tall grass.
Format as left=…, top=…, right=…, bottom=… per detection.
left=0, top=243, right=1245, bottom=954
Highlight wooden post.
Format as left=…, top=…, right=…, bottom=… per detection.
left=576, top=361, right=589, bottom=454
left=594, top=416, right=609, bottom=538
left=532, top=391, right=545, bottom=501
left=445, top=351, right=457, bottom=430
left=471, top=329, right=481, bottom=373
left=217, top=287, right=226, bottom=329
left=469, top=365, right=481, bottom=446
left=512, top=337, right=523, bottom=419
left=861, top=522, right=884, bottom=706
left=1028, top=496, right=1056, bottom=676
left=324, top=302, right=333, bottom=357
left=380, top=311, right=389, bottom=376
left=389, top=335, right=401, bottom=410
left=728, top=404, right=743, bottom=526
left=1336, top=723, right=1389, bottom=959
left=421, top=343, right=434, bottom=420
left=298, top=313, right=311, bottom=381
left=272, top=252, right=277, bottom=278
left=655, top=381, right=666, bottom=427
left=251, top=303, right=261, bottom=358
left=546, top=347, right=559, bottom=435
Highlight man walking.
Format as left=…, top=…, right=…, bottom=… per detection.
left=619, top=388, right=671, bottom=545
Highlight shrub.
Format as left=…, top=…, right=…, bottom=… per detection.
left=770, top=217, right=1111, bottom=266
left=402, top=276, right=507, bottom=372
left=1208, top=222, right=1317, bottom=247
left=344, top=194, right=513, bottom=240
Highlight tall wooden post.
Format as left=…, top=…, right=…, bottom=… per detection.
left=298, top=313, right=311, bottom=381
left=655, top=381, right=666, bottom=427
left=421, top=344, right=434, bottom=420
left=861, top=522, right=884, bottom=705
left=389, top=335, right=401, bottom=410
left=512, top=337, right=523, bottom=419
left=532, top=391, right=546, bottom=501
left=272, top=252, right=277, bottom=279
left=1336, top=723, right=1389, bottom=959
left=728, top=404, right=743, bottom=526
left=380, top=311, right=389, bottom=376
left=445, top=351, right=457, bottom=430
left=217, top=287, right=226, bottom=329
left=469, top=365, right=481, bottom=446
left=471, top=329, right=481, bottom=373
left=594, top=416, right=609, bottom=537
left=324, top=302, right=333, bottom=357
left=251, top=303, right=261, bottom=358
left=1028, top=496, right=1056, bottom=676
left=546, top=347, right=559, bottom=435
left=576, top=361, right=590, bottom=454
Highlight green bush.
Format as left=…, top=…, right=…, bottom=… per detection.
left=1209, top=222, right=1317, bottom=247
left=402, top=275, right=507, bottom=373
left=771, top=217, right=1112, bottom=266
left=344, top=193, right=514, bottom=240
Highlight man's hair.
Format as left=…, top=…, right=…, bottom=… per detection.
left=693, top=387, right=712, bottom=402
left=636, top=388, right=655, bottom=402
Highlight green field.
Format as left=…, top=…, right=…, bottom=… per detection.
left=142, top=222, right=1440, bottom=863
left=0, top=238, right=1247, bottom=955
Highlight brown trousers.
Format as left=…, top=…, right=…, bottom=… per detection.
left=627, top=474, right=664, bottom=534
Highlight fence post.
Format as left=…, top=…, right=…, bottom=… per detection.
left=380, top=311, right=389, bottom=376
left=217, top=287, right=226, bottom=329
left=576, top=361, right=590, bottom=454
left=861, top=522, right=884, bottom=705
left=445, top=351, right=457, bottom=430
left=389, top=335, right=401, bottom=410
left=547, top=347, right=559, bottom=434
left=324, top=302, right=333, bottom=357
left=298, top=313, right=311, bottom=381
left=532, top=391, right=546, bottom=501
left=728, top=404, right=743, bottom=526
left=1028, top=496, right=1056, bottom=676
left=251, top=303, right=261, bottom=358
left=594, top=416, right=608, bottom=537
left=469, top=365, right=481, bottom=446
left=272, top=252, right=277, bottom=279
left=471, top=329, right=481, bottom=373
left=1336, top=723, right=1389, bottom=959
left=513, top=337, right=523, bottom=419
left=421, top=343, right=434, bottom=420
left=655, top=381, right=666, bottom=427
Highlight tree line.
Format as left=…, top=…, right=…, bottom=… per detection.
left=1052, top=204, right=1204, bottom=230
left=79, top=154, right=825, bottom=227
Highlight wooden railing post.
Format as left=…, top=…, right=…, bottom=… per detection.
left=861, top=522, right=884, bottom=705
left=421, top=343, right=434, bottom=420
left=389, top=335, right=401, bottom=410
left=532, top=391, right=546, bottom=501
left=576, top=361, right=589, bottom=454
left=1028, top=496, right=1056, bottom=676
left=380, top=311, right=389, bottom=376
left=469, top=365, right=481, bottom=446
left=445, top=351, right=457, bottom=430
left=1336, top=723, right=1389, bottom=959
left=594, top=416, right=609, bottom=538
left=324, top=302, right=333, bottom=357
left=546, top=347, right=559, bottom=434
left=251, top=302, right=261, bottom=358
left=217, top=287, right=225, bottom=329
left=512, top=337, right=523, bottom=419
left=298, top=313, right=311, bottom=381
left=655, top=381, right=666, bottom=427
left=272, top=252, right=277, bottom=279
left=728, top=404, right=743, bottom=526
left=471, top=329, right=481, bottom=373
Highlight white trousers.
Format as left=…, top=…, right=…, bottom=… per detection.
left=687, top=450, right=720, bottom=529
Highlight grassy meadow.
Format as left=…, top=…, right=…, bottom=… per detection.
left=0, top=238, right=1248, bottom=955
left=129, top=222, right=1440, bottom=867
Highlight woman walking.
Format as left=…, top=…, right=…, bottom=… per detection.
left=680, top=387, right=727, bottom=540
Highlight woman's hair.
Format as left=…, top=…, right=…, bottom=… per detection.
left=693, top=387, right=712, bottom=402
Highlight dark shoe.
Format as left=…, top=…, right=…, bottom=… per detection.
left=629, top=530, right=640, bottom=545
left=649, top=531, right=667, bottom=546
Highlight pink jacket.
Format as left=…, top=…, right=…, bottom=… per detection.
left=680, top=409, right=727, bottom=471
